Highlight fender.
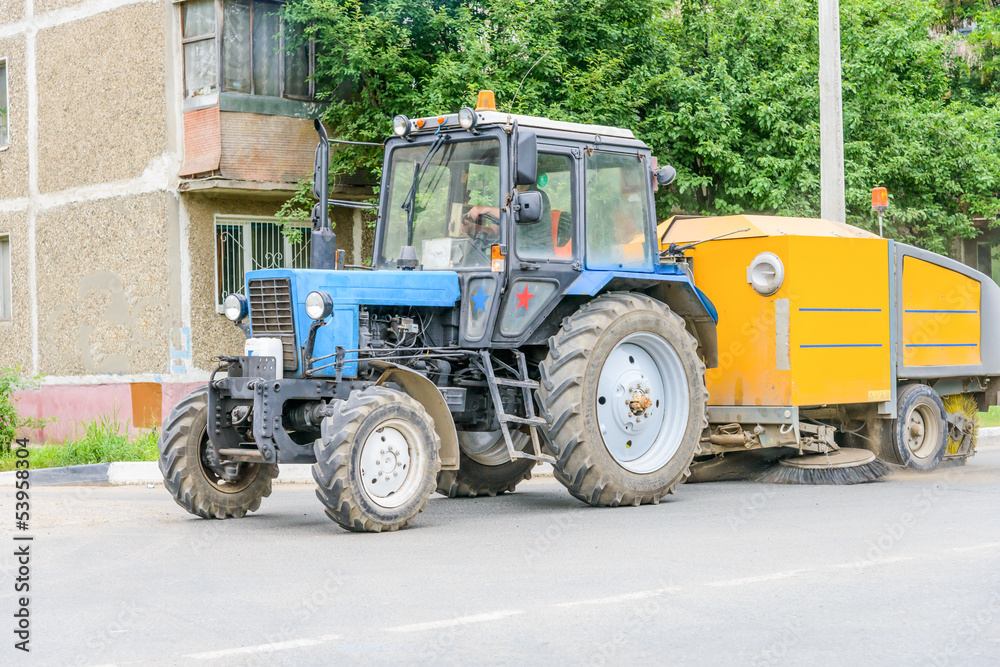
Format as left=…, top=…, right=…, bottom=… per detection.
left=562, top=269, right=720, bottom=368
left=369, top=361, right=460, bottom=471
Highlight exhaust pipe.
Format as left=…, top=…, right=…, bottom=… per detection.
left=310, top=119, right=337, bottom=270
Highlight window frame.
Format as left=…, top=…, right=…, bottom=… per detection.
left=178, top=0, right=315, bottom=102
left=213, top=214, right=311, bottom=312
left=0, top=57, right=9, bottom=149
left=583, top=147, right=655, bottom=273
left=0, top=234, right=11, bottom=321
left=513, top=147, right=578, bottom=265
left=180, top=0, right=220, bottom=99
left=375, top=131, right=508, bottom=271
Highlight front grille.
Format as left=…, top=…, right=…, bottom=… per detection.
left=248, top=278, right=298, bottom=372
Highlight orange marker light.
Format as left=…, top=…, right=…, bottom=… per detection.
left=414, top=118, right=426, bottom=129
left=476, top=90, right=497, bottom=112
left=491, top=244, right=506, bottom=272
left=437, top=116, right=446, bottom=125
left=871, top=187, right=888, bottom=211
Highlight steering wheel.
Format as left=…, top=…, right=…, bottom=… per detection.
left=462, top=211, right=499, bottom=245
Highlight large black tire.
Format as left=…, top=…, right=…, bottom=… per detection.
left=538, top=292, right=708, bottom=506
left=436, top=455, right=536, bottom=498
left=883, top=384, right=949, bottom=471
left=313, top=386, right=441, bottom=532
left=158, top=387, right=278, bottom=519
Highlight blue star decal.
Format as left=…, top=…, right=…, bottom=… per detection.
left=471, top=286, right=490, bottom=313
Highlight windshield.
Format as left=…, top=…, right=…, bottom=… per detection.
left=381, top=138, right=501, bottom=270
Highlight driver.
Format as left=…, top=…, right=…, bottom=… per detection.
left=462, top=186, right=571, bottom=256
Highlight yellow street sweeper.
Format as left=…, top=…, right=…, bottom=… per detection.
left=660, top=214, right=997, bottom=483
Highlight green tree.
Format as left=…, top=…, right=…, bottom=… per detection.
left=0, top=366, right=47, bottom=453
left=282, top=0, right=1000, bottom=253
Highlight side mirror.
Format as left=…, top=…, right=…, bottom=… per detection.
left=656, top=165, right=676, bottom=187
left=515, top=130, right=537, bottom=186
left=516, top=190, right=543, bottom=224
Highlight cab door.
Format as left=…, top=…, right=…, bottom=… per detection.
left=492, top=147, right=582, bottom=346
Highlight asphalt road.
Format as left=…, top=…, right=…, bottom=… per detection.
left=3, top=450, right=1000, bottom=666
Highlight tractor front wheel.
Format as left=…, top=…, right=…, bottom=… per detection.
left=538, top=293, right=707, bottom=506
left=313, top=387, right=441, bottom=532
left=158, top=387, right=278, bottom=519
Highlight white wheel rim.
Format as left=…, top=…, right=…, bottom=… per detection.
left=905, top=403, right=939, bottom=459
left=596, top=332, right=690, bottom=474
left=359, top=419, right=423, bottom=508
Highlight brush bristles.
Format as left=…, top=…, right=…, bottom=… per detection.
left=758, top=459, right=894, bottom=485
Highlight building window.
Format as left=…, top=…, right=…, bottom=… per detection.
left=0, top=235, right=10, bottom=320
left=181, top=0, right=314, bottom=101
left=1, top=59, right=9, bottom=147
left=214, top=216, right=311, bottom=311
left=182, top=0, right=218, bottom=98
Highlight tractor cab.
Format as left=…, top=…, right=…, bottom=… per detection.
left=372, top=90, right=686, bottom=349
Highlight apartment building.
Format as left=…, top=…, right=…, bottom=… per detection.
left=0, top=0, right=372, bottom=439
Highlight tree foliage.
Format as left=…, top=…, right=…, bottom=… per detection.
left=283, top=0, right=1000, bottom=253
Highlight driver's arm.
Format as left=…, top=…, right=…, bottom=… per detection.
left=461, top=206, right=501, bottom=238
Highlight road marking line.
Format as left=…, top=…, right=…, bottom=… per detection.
left=837, top=555, right=919, bottom=567
left=552, top=587, right=680, bottom=608
left=187, top=635, right=340, bottom=660
left=387, top=610, right=524, bottom=633
left=707, top=569, right=813, bottom=587
left=949, top=542, right=1000, bottom=553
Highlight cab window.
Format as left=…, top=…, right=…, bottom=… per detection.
left=585, top=151, right=652, bottom=270
left=516, top=153, right=575, bottom=261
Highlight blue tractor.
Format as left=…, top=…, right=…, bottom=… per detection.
left=158, top=92, right=718, bottom=532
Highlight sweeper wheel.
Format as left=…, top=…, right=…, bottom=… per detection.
left=760, top=447, right=892, bottom=485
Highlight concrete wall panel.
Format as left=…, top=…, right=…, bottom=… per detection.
left=36, top=2, right=167, bottom=193
left=35, top=0, right=95, bottom=15
left=35, top=192, right=173, bottom=375
left=0, top=0, right=24, bottom=26
left=0, top=35, right=29, bottom=201
left=0, top=210, right=32, bottom=370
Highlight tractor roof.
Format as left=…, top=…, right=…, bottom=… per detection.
left=403, top=109, right=638, bottom=141
left=659, top=214, right=881, bottom=245
left=475, top=111, right=636, bottom=140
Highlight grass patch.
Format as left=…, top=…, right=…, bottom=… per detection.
left=981, top=407, right=1000, bottom=428
left=0, top=415, right=159, bottom=472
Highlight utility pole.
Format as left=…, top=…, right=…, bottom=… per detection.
left=819, top=0, right=846, bottom=223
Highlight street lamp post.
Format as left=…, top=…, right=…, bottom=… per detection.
left=819, top=0, right=846, bottom=223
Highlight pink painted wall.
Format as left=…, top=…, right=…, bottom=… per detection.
left=15, top=382, right=205, bottom=444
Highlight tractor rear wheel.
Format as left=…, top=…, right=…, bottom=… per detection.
left=313, top=386, right=441, bottom=532
left=158, top=387, right=278, bottom=519
left=537, top=292, right=708, bottom=506
left=436, top=431, right=535, bottom=498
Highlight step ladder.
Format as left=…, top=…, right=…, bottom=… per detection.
left=479, top=350, right=556, bottom=465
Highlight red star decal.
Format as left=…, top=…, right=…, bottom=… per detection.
left=516, top=285, right=535, bottom=310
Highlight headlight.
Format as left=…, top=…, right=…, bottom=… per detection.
left=223, top=293, right=248, bottom=322
left=392, top=115, right=411, bottom=137
left=458, top=107, right=478, bottom=130
left=747, top=252, right=785, bottom=296
left=305, top=291, right=333, bottom=321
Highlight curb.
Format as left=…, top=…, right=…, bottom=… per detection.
left=980, top=426, right=1000, bottom=448
left=2, top=460, right=557, bottom=487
